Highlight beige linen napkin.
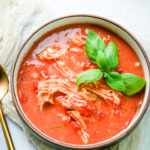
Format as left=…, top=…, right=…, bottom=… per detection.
left=0, top=0, right=150, bottom=150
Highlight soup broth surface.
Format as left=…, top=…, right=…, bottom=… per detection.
left=17, top=24, right=144, bottom=145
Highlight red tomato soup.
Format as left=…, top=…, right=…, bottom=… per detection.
left=17, top=24, right=144, bottom=145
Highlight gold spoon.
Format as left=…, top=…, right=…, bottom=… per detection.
left=0, top=65, right=15, bottom=150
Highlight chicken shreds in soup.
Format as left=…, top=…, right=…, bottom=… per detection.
left=17, top=24, right=145, bottom=145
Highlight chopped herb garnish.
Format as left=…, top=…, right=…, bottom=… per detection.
left=51, top=126, right=62, bottom=129
left=93, top=96, right=99, bottom=103
left=134, top=106, right=137, bottom=113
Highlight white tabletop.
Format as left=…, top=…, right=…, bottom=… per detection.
left=0, top=0, right=150, bottom=149
left=0, top=118, right=35, bottom=150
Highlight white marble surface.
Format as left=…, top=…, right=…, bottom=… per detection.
left=0, top=0, right=150, bottom=149
left=0, top=118, right=36, bottom=150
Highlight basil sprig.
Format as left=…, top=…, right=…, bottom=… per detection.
left=96, top=41, right=119, bottom=72
left=106, top=72, right=126, bottom=92
left=77, top=69, right=103, bottom=89
left=121, top=73, right=146, bottom=95
left=85, top=30, right=105, bottom=63
left=76, top=30, right=146, bottom=96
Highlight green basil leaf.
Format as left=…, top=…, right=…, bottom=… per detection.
left=77, top=69, right=103, bottom=89
left=96, top=51, right=108, bottom=72
left=104, top=41, right=119, bottom=70
left=85, top=30, right=105, bottom=63
left=106, top=72, right=126, bottom=91
left=96, top=41, right=119, bottom=72
left=121, top=73, right=146, bottom=96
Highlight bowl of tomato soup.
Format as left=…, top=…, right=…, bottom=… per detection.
left=11, top=15, right=150, bottom=149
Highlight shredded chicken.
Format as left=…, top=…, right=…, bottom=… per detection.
left=111, top=91, right=120, bottom=104
left=78, top=129, right=89, bottom=144
left=71, top=33, right=86, bottom=46
left=79, top=88, right=97, bottom=101
left=38, top=78, right=120, bottom=144
left=85, top=88, right=120, bottom=105
left=38, top=78, right=89, bottom=111
left=38, top=78, right=89, bottom=144
left=40, top=70, right=49, bottom=78
left=38, top=79, right=71, bottom=110
left=39, top=45, right=82, bottom=61
left=39, top=46, right=69, bottom=61
left=79, top=80, right=120, bottom=104
left=67, top=110, right=89, bottom=144
left=67, top=110, right=86, bottom=130
left=69, top=47, right=82, bottom=53
left=79, top=82, right=98, bottom=90
left=61, top=95, right=87, bottom=111
left=54, top=61, right=77, bottom=82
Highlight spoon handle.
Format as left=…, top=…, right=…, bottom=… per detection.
left=0, top=102, right=15, bottom=150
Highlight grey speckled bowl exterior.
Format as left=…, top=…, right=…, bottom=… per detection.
left=11, top=15, right=150, bottom=150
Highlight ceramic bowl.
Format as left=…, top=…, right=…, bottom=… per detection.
left=11, top=15, right=150, bottom=149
